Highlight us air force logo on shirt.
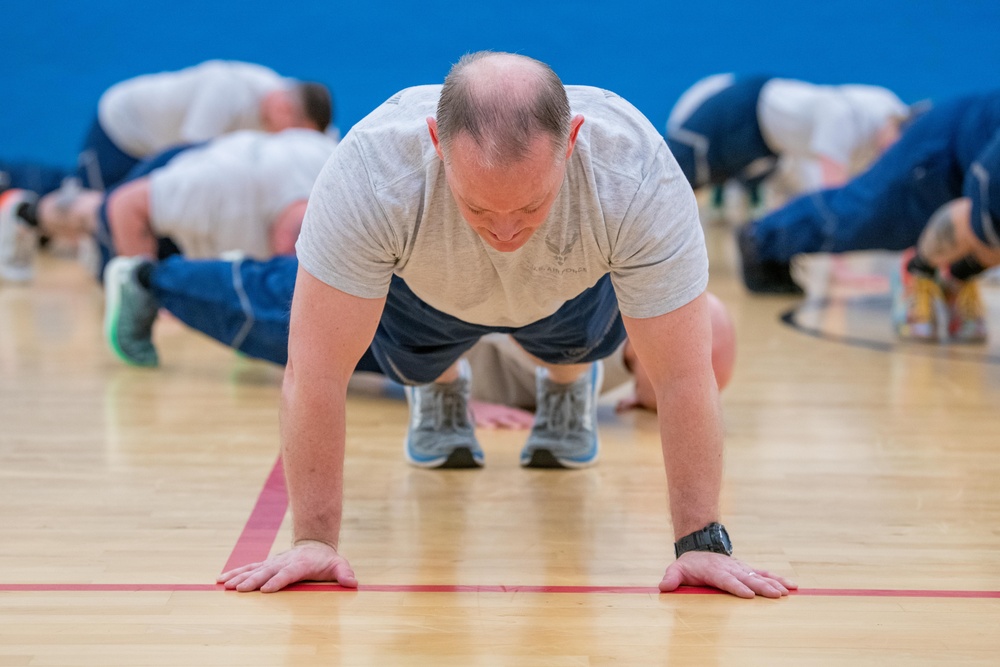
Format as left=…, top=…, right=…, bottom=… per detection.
left=533, top=230, right=586, bottom=275
left=545, top=229, right=579, bottom=266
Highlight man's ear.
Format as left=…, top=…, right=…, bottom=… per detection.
left=565, top=115, right=585, bottom=159
left=427, top=117, right=445, bottom=161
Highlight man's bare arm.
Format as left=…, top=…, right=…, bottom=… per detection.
left=623, top=293, right=722, bottom=538
left=623, top=293, right=794, bottom=598
left=219, top=266, right=385, bottom=592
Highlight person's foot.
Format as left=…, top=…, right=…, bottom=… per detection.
left=942, top=277, right=988, bottom=344
left=103, top=256, right=160, bottom=367
left=736, top=224, right=803, bottom=295
left=404, top=359, right=484, bottom=469
left=891, top=255, right=944, bottom=343
left=0, top=189, right=39, bottom=283
left=520, top=363, right=603, bottom=469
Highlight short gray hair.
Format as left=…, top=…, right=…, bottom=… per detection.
left=436, top=51, right=571, bottom=168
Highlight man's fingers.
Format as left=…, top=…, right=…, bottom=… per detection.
left=332, top=561, right=359, bottom=588
left=708, top=570, right=756, bottom=599
left=753, top=569, right=798, bottom=590
left=259, top=568, right=303, bottom=593
left=235, top=566, right=284, bottom=592
left=217, top=562, right=263, bottom=582
left=658, top=564, right=684, bottom=592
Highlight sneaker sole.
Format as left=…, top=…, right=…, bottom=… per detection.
left=521, top=447, right=599, bottom=469
left=405, top=446, right=483, bottom=469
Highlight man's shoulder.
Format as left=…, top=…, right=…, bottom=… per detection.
left=356, top=85, right=442, bottom=126
left=568, top=87, right=666, bottom=183
left=337, top=86, right=440, bottom=191
left=567, top=85, right=639, bottom=116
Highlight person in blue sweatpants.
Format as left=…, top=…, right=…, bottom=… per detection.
left=738, top=90, right=1000, bottom=342
left=136, top=254, right=370, bottom=368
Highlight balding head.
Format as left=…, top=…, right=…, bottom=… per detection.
left=435, top=52, right=571, bottom=169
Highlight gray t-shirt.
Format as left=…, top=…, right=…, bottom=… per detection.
left=99, top=60, right=287, bottom=158
left=297, top=85, right=707, bottom=328
left=149, top=129, right=338, bottom=259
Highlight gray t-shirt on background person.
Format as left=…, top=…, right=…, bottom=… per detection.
left=148, top=129, right=338, bottom=259
left=297, top=84, right=708, bottom=328
left=99, top=60, right=288, bottom=158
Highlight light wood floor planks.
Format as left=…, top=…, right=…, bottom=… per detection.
left=2, top=225, right=999, bottom=665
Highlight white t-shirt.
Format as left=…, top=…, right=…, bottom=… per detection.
left=297, top=85, right=707, bottom=328
left=98, top=60, right=289, bottom=158
left=757, top=79, right=907, bottom=175
left=148, top=129, right=338, bottom=259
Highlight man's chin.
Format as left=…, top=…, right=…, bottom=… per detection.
left=487, top=239, right=528, bottom=252
left=482, top=230, right=535, bottom=252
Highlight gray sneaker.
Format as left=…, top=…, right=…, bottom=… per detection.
left=104, top=256, right=160, bottom=367
left=520, top=362, right=603, bottom=469
left=404, top=359, right=484, bottom=469
left=0, top=189, right=39, bottom=283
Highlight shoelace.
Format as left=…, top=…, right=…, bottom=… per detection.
left=425, top=385, right=471, bottom=431
left=536, top=382, right=587, bottom=433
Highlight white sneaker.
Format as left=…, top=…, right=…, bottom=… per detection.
left=0, top=189, right=39, bottom=283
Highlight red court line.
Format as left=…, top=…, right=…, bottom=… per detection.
left=220, top=455, right=288, bottom=574
left=1, top=583, right=999, bottom=598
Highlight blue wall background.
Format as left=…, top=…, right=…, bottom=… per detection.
left=4, top=0, right=997, bottom=166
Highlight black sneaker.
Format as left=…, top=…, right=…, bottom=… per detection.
left=736, top=224, right=803, bottom=295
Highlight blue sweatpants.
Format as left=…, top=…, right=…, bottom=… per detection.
left=749, top=93, right=1000, bottom=262
left=149, top=256, right=626, bottom=382
left=150, top=254, right=377, bottom=372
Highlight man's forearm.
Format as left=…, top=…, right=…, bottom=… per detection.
left=281, top=364, right=349, bottom=548
left=656, top=379, right=724, bottom=540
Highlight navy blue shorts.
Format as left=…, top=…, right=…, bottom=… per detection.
left=370, top=274, right=627, bottom=385
left=966, top=127, right=1000, bottom=248
left=666, top=76, right=776, bottom=188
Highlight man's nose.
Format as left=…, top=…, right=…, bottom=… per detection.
left=490, top=217, right=521, bottom=241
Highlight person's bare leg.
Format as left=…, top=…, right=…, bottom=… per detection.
left=35, top=188, right=103, bottom=242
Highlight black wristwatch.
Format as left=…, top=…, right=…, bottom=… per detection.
left=674, top=522, right=733, bottom=558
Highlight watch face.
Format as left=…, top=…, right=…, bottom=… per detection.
left=710, top=524, right=733, bottom=555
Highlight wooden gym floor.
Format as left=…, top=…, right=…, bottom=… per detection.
left=1, top=223, right=999, bottom=665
